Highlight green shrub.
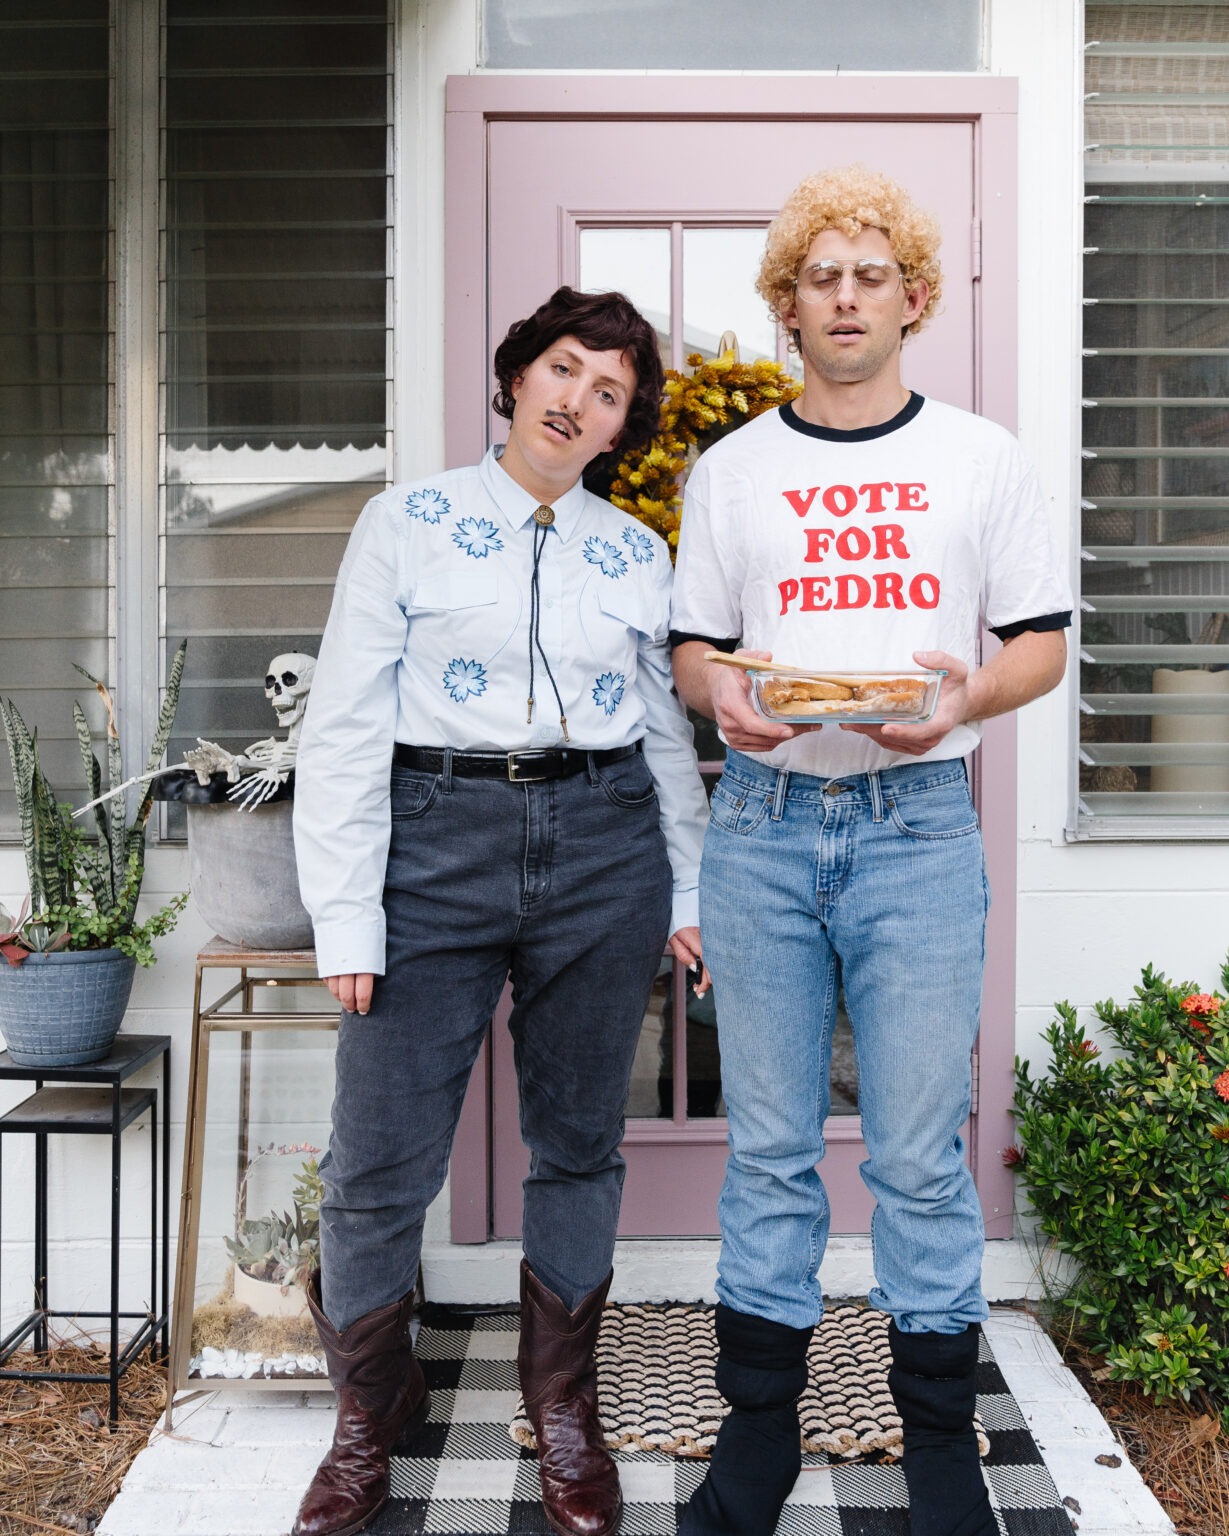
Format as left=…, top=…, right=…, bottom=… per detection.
left=1012, top=957, right=1229, bottom=1413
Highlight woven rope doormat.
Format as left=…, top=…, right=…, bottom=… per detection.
left=507, top=1302, right=989, bottom=1460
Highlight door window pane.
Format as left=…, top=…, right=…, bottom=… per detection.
left=626, top=960, right=726, bottom=1121
left=0, top=0, right=112, bottom=836
left=578, top=226, right=671, bottom=365
left=682, top=228, right=777, bottom=366
left=161, top=1, right=391, bottom=833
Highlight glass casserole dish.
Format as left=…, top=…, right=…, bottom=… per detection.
left=744, top=665, right=946, bottom=724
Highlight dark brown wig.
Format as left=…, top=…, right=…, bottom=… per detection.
left=491, top=286, right=665, bottom=491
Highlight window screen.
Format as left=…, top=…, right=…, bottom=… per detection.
left=161, top=0, right=391, bottom=833
left=1079, top=3, right=1229, bottom=830
left=0, top=0, right=113, bottom=835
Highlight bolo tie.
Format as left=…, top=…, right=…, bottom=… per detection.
left=526, top=504, right=568, bottom=742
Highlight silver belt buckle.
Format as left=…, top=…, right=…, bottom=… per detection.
left=507, top=750, right=551, bottom=783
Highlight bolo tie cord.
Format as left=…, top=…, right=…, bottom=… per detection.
left=527, top=513, right=568, bottom=741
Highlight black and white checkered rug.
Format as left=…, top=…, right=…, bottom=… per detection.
left=366, top=1305, right=1074, bottom=1536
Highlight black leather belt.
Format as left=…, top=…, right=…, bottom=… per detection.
left=393, top=740, right=642, bottom=783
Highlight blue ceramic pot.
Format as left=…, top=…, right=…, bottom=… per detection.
left=0, top=948, right=138, bottom=1066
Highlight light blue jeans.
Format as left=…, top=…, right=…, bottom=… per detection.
left=701, top=751, right=991, bottom=1336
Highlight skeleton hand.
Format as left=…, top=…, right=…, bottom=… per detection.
left=238, top=736, right=281, bottom=767
left=185, top=739, right=244, bottom=785
left=227, top=765, right=288, bottom=811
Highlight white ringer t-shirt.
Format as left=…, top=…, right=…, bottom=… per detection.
left=670, top=393, right=1072, bottom=779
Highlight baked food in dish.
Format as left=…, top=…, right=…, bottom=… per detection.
left=851, top=677, right=927, bottom=711
left=761, top=675, right=930, bottom=718
left=774, top=698, right=850, bottom=716
left=760, top=678, right=854, bottom=709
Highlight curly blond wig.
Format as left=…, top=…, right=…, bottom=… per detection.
left=757, top=164, right=943, bottom=339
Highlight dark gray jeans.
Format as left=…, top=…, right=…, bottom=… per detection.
left=318, top=748, right=672, bottom=1331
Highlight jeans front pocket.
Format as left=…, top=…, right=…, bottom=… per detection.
left=886, top=778, right=979, bottom=840
left=390, top=768, right=440, bottom=821
left=595, top=751, right=657, bottom=809
left=708, top=777, right=771, bottom=836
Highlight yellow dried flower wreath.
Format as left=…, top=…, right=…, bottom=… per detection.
left=609, top=351, right=802, bottom=557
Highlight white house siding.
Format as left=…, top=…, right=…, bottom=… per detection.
left=4, top=0, right=1226, bottom=1330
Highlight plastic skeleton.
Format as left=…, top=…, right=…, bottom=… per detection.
left=72, top=653, right=317, bottom=820
left=185, top=653, right=317, bottom=809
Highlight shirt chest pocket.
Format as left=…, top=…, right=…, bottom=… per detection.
left=406, top=571, right=499, bottom=614
left=588, top=584, right=658, bottom=646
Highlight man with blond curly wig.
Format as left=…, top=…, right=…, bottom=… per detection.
left=671, top=167, right=1071, bottom=1536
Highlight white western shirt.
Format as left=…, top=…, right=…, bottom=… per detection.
left=294, top=446, right=709, bottom=977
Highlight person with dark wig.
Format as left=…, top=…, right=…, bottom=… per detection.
left=290, top=286, right=710, bottom=1536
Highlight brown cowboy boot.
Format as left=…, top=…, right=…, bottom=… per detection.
left=292, top=1272, right=430, bottom=1536
left=517, top=1260, right=622, bottom=1536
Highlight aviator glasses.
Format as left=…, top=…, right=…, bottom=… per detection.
left=794, top=259, right=902, bottom=303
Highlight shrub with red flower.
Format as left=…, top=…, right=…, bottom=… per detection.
left=1014, top=957, right=1229, bottom=1410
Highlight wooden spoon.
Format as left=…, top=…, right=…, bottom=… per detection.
left=703, top=651, right=863, bottom=687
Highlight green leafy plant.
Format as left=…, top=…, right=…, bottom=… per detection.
left=0, top=642, right=188, bottom=967
left=1011, top=957, right=1229, bottom=1414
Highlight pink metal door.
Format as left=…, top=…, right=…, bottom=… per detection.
left=445, top=78, right=1019, bottom=1244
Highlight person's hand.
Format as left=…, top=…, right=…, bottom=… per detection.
left=325, top=973, right=374, bottom=1015
left=839, top=651, right=970, bottom=756
left=669, top=926, right=712, bottom=999
left=711, top=651, right=815, bottom=753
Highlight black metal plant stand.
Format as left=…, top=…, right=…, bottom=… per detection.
left=0, top=1034, right=171, bottom=1427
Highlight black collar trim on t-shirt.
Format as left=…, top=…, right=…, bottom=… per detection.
left=779, top=392, right=925, bottom=442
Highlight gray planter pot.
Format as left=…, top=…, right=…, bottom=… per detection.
left=187, top=800, right=314, bottom=949
left=0, top=948, right=138, bottom=1066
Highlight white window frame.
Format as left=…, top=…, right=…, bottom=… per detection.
left=1069, top=1, right=1229, bottom=842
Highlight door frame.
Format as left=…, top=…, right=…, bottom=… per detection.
left=444, top=73, right=1020, bottom=1244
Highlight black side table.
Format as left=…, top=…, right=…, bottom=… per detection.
left=0, top=1033, right=170, bottom=1426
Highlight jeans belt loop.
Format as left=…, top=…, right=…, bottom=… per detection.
left=868, top=768, right=884, bottom=822
left=585, top=750, right=599, bottom=786
left=771, top=768, right=790, bottom=822
left=442, top=747, right=454, bottom=795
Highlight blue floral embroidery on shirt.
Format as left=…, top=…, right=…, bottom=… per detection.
left=404, top=487, right=452, bottom=524
left=583, top=536, right=627, bottom=579
left=452, top=516, right=503, bottom=559
left=592, top=671, right=626, bottom=717
left=442, top=657, right=487, bottom=702
left=621, top=526, right=655, bottom=565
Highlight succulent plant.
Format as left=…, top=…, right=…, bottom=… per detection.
left=0, top=639, right=188, bottom=965
left=226, top=1154, right=323, bottom=1288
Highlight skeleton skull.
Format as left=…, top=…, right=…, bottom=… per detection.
left=264, top=653, right=317, bottom=730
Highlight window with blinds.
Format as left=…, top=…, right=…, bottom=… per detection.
left=0, top=0, right=113, bottom=835
left=1080, top=2, right=1229, bottom=831
left=161, top=0, right=391, bottom=833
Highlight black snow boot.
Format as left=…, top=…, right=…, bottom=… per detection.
left=678, top=1304, right=814, bottom=1536
left=888, top=1323, right=997, bottom=1536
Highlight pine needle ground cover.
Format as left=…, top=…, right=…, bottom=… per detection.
left=0, top=1342, right=164, bottom=1535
